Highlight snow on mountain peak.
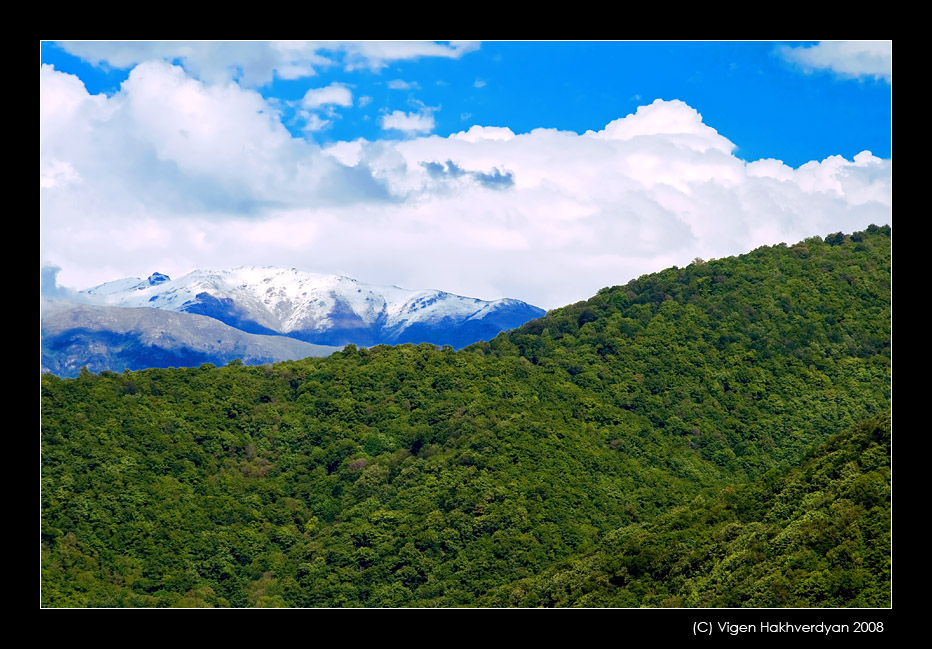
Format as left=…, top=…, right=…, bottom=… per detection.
left=79, top=265, right=535, bottom=337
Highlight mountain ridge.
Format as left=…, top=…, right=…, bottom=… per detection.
left=78, top=266, right=546, bottom=347
left=42, top=267, right=546, bottom=376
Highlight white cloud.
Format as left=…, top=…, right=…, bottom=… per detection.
left=302, top=113, right=331, bottom=132
left=592, top=99, right=734, bottom=153
left=342, top=100, right=888, bottom=306
left=56, top=40, right=480, bottom=87
left=116, top=61, right=297, bottom=185
left=450, top=125, right=515, bottom=143
left=40, top=61, right=390, bottom=278
left=41, top=61, right=891, bottom=310
left=334, top=41, right=480, bottom=71
left=40, top=159, right=81, bottom=189
left=301, top=83, right=353, bottom=109
left=780, top=41, right=892, bottom=83
left=387, top=79, right=419, bottom=90
left=274, top=64, right=317, bottom=80
left=380, top=109, right=435, bottom=134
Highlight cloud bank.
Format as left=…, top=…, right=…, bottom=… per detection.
left=40, top=62, right=891, bottom=310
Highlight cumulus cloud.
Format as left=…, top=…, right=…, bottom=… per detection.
left=381, top=109, right=435, bottom=134
left=451, top=125, right=515, bottom=143
left=41, top=61, right=891, bottom=310
left=40, top=61, right=391, bottom=285
left=780, top=41, right=892, bottom=83
left=301, top=83, right=353, bottom=109
left=297, top=83, right=352, bottom=132
left=297, top=98, right=888, bottom=306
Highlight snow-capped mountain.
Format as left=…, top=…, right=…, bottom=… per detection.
left=41, top=300, right=342, bottom=378
left=80, top=267, right=546, bottom=348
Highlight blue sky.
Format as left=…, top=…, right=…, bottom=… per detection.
left=40, top=41, right=891, bottom=309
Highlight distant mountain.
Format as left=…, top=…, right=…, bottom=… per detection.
left=41, top=268, right=544, bottom=376
left=41, top=300, right=341, bottom=378
left=80, top=267, right=546, bottom=348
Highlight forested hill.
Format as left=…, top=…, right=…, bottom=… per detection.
left=477, top=414, right=890, bottom=607
left=40, top=225, right=890, bottom=608
left=490, top=224, right=891, bottom=475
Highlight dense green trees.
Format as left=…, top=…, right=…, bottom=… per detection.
left=478, top=414, right=890, bottom=607
left=41, top=226, right=890, bottom=607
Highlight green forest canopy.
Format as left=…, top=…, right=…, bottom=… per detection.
left=41, top=225, right=891, bottom=607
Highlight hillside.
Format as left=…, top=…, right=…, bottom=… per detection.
left=477, top=414, right=890, bottom=607
left=40, top=226, right=890, bottom=607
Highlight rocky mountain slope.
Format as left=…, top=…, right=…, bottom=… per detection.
left=41, top=300, right=341, bottom=377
